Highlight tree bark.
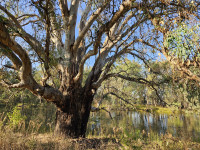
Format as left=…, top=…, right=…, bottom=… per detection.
left=54, top=91, right=93, bottom=138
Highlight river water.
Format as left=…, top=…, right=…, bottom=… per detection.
left=87, top=110, right=200, bottom=142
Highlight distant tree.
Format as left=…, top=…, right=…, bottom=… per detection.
left=0, top=0, right=199, bottom=138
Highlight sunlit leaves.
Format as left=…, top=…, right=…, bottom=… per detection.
left=164, top=23, right=200, bottom=61
left=7, top=106, right=26, bottom=128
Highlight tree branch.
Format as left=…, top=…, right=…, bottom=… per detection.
left=0, top=5, right=46, bottom=61
left=73, top=0, right=111, bottom=52
left=106, top=92, right=135, bottom=107
left=0, top=46, right=22, bottom=70
left=67, top=0, right=80, bottom=47
left=0, top=22, right=32, bottom=78
left=74, top=0, right=137, bottom=82
left=58, top=0, right=69, bottom=21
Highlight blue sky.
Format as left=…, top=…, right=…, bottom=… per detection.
left=0, top=0, right=167, bottom=70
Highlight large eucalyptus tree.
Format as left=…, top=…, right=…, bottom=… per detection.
left=0, top=0, right=198, bottom=137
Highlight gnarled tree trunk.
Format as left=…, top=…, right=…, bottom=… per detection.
left=54, top=89, right=94, bottom=138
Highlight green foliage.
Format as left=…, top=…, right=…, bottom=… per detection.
left=164, top=23, right=200, bottom=61
left=95, top=56, right=200, bottom=109
left=0, top=84, right=56, bottom=133
left=7, top=106, right=26, bottom=128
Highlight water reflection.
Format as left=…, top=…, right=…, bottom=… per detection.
left=87, top=111, right=200, bottom=142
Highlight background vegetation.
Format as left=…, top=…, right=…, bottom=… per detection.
left=1, top=57, right=200, bottom=149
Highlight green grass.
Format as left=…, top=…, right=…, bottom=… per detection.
left=132, top=104, right=175, bottom=115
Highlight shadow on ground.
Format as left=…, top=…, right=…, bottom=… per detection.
left=0, top=133, right=121, bottom=150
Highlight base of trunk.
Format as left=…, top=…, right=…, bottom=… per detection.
left=54, top=110, right=84, bottom=138
left=54, top=98, right=92, bottom=138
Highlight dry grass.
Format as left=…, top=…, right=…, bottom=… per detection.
left=1, top=129, right=200, bottom=150
left=0, top=132, right=121, bottom=150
